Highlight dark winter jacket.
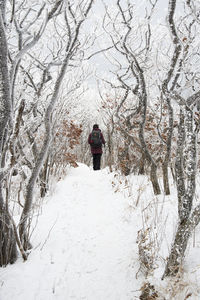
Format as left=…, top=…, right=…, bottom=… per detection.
left=88, top=128, right=105, bottom=154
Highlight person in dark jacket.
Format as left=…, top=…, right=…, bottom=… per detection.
left=88, top=124, right=105, bottom=170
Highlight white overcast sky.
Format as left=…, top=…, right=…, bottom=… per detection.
left=84, top=0, right=168, bottom=89
left=80, top=0, right=169, bottom=121
left=82, top=0, right=194, bottom=122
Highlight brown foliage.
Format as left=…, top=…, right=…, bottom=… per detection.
left=53, top=119, right=82, bottom=168
left=139, top=282, right=159, bottom=300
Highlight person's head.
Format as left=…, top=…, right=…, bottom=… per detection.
left=93, top=124, right=99, bottom=130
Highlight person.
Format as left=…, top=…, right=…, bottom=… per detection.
left=88, top=124, right=105, bottom=170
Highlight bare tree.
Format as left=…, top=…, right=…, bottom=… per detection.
left=159, top=0, right=192, bottom=195
left=101, top=0, right=161, bottom=194
left=18, top=0, right=95, bottom=250
left=162, top=0, right=200, bottom=278
left=0, top=0, right=95, bottom=263
left=163, top=93, right=200, bottom=277
left=0, top=2, right=17, bottom=266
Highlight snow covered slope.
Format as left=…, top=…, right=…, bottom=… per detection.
left=1, top=164, right=200, bottom=299
left=0, top=164, right=141, bottom=300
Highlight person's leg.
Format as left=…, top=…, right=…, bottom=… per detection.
left=93, top=154, right=97, bottom=170
left=96, top=154, right=102, bottom=170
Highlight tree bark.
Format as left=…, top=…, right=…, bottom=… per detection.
left=0, top=5, right=17, bottom=266
left=163, top=105, right=197, bottom=278
left=162, top=162, right=170, bottom=195
left=150, top=163, right=161, bottom=195
left=138, top=152, right=145, bottom=175
left=40, top=157, right=49, bottom=198
left=175, top=109, right=186, bottom=219
left=163, top=219, right=191, bottom=278
left=0, top=185, right=17, bottom=266
left=163, top=202, right=200, bottom=278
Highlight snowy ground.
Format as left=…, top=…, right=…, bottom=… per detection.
left=1, top=164, right=200, bottom=300
left=0, top=164, right=142, bottom=300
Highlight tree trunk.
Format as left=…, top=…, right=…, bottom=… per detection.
left=0, top=6, right=17, bottom=265
left=0, top=185, right=17, bottom=266
left=162, top=163, right=170, bottom=195
left=0, top=218, right=17, bottom=266
left=138, top=152, right=145, bottom=175
left=150, top=163, right=161, bottom=195
left=162, top=219, right=191, bottom=278
left=163, top=202, right=200, bottom=278
left=163, top=104, right=197, bottom=278
left=107, top=126, right=114, bottom=172
left=40, top=157, right=49, bottom=198
left=174, top=109, right=186, bottom=221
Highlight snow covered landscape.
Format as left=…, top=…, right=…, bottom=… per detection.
left=1, top=164, right=200, bottom=300
left=1, top=0, right=200, bottom=299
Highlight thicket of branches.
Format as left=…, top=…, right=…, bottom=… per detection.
left=93, top=0, right=200, bottom=278
left=0, top=0, right=94, bottom=266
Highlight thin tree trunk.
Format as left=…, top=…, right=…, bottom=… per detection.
left=150, top=163, right=161, bottom=195
left=163, top=203, right=200, bottom=278
left=160, top=96, right=174, bottom=196
left=40, top=157, right=49, bottom=198
left=162, top=219, right=191, bottom=278
left=107, top=126, right=114, bottom=172
left=0, top=184, right=17, bottom=266
left=163, top=105, right=197, bottom=278
left=138, top=152, right=145, bottom=175
left=175, top=109, right=186, bottom=220
left=0, top=6, right=17, bottom=266
left=162, top=163, right=170, bottom=195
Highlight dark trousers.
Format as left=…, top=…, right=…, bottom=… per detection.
left=93, top=153, right=102, bottom=170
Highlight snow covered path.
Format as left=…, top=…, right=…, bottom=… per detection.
left=0, top=164, right=140, bottom=300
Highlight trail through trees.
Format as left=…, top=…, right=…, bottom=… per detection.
left=0, top=164, right=140, bottom=300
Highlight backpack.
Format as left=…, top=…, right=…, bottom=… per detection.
left=91, top=130, right=102, bottom=148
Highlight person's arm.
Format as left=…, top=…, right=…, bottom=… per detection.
left=88, top=133, right=92, bottom=144
left=101, top=133, right=105, bottom=145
